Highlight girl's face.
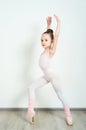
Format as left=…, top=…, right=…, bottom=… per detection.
left=41, top=33, right=52, bottom=49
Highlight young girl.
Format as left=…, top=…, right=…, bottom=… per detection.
left=28, top=15, right=73, bottom=125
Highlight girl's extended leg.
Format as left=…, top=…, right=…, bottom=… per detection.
left=50, top=74, right=73, bottom=125
left=28, top=76, right=49, bottom=123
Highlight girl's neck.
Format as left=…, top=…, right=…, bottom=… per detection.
left=44, top=47, right=50, bottom=53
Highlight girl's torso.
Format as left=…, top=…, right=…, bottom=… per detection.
left=39, top=51, right=53, bottom=72
left=39, top=50, right=57, bottom=81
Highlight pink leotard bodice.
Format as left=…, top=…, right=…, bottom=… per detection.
left=39, top=51, right=56, bottom=80
left=39, top=51, right=52, bottom=70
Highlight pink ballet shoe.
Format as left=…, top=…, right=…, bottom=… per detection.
left=28, top=110, right=35, bottom=124
left=28, top=98, right=35, bottom=124
left=64, top=107, right=73, bottom=126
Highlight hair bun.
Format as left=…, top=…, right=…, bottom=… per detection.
left=47, top=29, right=53, bottom=34
left=43, top=28, right=54, bottom=40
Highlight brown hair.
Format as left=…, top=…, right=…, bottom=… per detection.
left=43, top=29, right=54, bottom=41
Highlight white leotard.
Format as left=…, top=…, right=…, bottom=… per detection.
left=39, top=51, right=56, bottom=81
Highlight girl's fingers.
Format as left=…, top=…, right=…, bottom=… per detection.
left=54, top=14, right=60, bottom=22
left=46, top=17, right=52, bottom=23
left=47, top=15, right=60, bottom=22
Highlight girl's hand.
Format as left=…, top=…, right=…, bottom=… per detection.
left=46, top=16, right=52, bottom=26
left=54, top=14, right=61, bottom=23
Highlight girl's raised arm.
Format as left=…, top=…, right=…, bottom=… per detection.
left=52, top=15, right=61, bottom=54
left=46, top=16, right=52, bottom=30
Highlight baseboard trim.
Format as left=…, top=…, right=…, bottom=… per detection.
left=0, top=108, right=86, bottom=111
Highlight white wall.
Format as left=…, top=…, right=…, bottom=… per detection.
left=0, top=0, right=86, bottom=108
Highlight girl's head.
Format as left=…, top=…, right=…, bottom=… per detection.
left=41, top=29, right=54, bottom=49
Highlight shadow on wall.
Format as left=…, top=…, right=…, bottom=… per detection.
left=13, top=24, right=40, bottom=108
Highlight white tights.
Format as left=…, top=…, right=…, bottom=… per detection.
left=29, top=74, right=68, bottom=108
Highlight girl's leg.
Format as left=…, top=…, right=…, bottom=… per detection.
left=50, top=76, right=68, bottom=107
left=28, top=76, right=49, bottom=123
left=29, top=76, right=49, bottom=99
left=50, top=74, right=73, bottom=125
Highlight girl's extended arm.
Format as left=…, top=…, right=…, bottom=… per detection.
left=46, top=16, right=52, bottom=30
left=51, top=15, right=60, bottom=54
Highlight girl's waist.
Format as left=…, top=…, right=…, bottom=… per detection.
left=41, top=67, right=54, bottom=74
